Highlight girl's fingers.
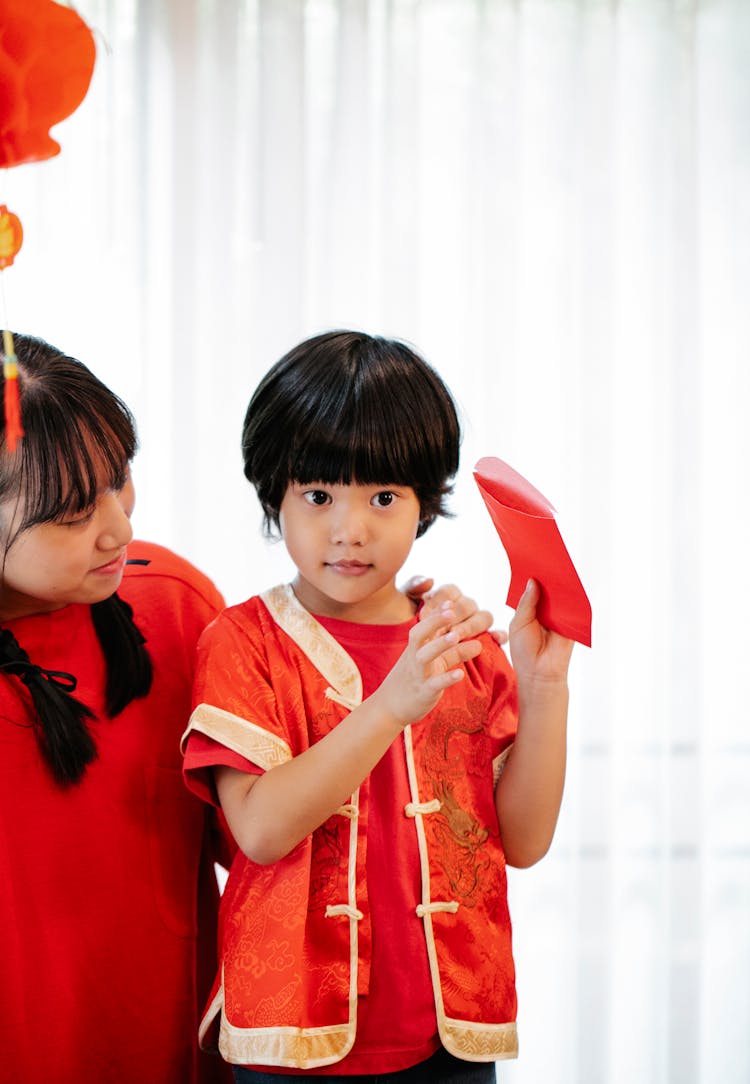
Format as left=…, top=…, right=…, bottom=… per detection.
left=423, top=583, right=461, bottom=606
left=446, top=608, right=493, bottom=643
left=402, top=575, right=434, bottom=601
left=416, top=584, right=482, bottom=626
left=440, top=589, right=477, bottom=624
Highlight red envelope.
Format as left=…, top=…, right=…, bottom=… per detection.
left=473, top=457, right=592, bottom=646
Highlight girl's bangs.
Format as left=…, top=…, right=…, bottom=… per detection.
left=17, top=408, right=135, bottom=528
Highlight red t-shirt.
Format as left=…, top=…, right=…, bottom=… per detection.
left=311, top=614, right=440, bottom=1074
left=0, top=541, right=231, bottom=1083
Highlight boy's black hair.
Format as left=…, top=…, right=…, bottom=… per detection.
left=0, top=333, right=152, bottom=786
left=242, top=330, right=461, bottom=537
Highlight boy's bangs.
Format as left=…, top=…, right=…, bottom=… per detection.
left=18, top=409, right=135, bottom=528
left=291, top=398, right=433, bottom=489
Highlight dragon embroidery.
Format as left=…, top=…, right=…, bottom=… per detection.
left=419, top=698, right=498, bottom=906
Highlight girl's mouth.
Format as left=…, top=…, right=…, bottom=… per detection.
left=92, top=552, right=127, bottom=576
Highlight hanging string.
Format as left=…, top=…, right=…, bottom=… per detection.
left=2, top=327, right=24, bottom=452
left=0, top=209, right=25, bottom=452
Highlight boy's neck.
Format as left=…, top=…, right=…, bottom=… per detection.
left=290, top=576, right=416, bottom=625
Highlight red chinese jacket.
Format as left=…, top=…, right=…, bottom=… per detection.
left=183, top=584, right=519, bottom=1069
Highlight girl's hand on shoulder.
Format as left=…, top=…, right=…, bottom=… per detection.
left=402, top=577, right=498, bottom=645
left=401, top=574, right=435, bottom=602
left=509, top=579, right=574, bottom=686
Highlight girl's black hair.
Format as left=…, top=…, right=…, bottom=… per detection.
left=242, top=330, right=461, bottom=537
left=0, top=333, right=152, bottom=786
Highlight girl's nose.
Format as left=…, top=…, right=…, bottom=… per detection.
left=97, top=491, right=134, bottom=551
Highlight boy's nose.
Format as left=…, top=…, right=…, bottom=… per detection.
left=330, top=507, right=368, bottom=546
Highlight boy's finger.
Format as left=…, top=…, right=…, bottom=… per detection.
left=440, top=640, right=483, bottom=671
left=510, top=579, right=539, bottom=626
left=409, top=605, right=455, bottom=645
left=418, top=630, right=484, bottom=671
left=448, top=608, right=493, bottom=642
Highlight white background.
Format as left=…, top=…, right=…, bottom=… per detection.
left=2, top=2, right=749, bottom=1081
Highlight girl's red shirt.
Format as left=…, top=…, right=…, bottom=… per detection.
left=0, top=541, right=231, bottom=1083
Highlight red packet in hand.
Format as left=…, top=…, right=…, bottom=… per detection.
left=473, top=456, right=592, bottom=647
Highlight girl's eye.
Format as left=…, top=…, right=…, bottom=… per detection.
left=59, top=509, right=95, bottom=528
left=373, top=491, right=395, bottom=508
left=114, top=470, right=131, bottom=494
left=303, top=490, right=330, bottom=506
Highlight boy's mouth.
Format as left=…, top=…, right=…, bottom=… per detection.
left=326, top=560, right=372, bottom=576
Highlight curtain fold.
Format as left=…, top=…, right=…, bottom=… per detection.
left=4, top=2, right=748, bottom=1082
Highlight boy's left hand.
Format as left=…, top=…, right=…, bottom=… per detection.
left=509, top=579, right=574, bottom=684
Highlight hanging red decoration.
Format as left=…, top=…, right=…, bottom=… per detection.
left=0, top=205, right=23, bottom=268
left=0, top=0, right=97, bottom=169
left=2, top=329, right=23, bottom=451
left=1, top=0, right=96, bottom=451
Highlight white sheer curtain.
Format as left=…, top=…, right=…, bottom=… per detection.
left=4, top=2, right=749, bottom=1081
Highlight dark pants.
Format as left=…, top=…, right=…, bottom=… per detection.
left=231, top=1045, right=497, bottom=1083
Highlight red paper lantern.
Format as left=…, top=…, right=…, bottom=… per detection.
left=0, top=0, right=96, bottom=168
left=0, top=0, right=96, bottom=451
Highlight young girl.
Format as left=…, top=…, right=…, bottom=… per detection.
left=0, top=333, right=232, bottom=1082
left=182, top=330, right=573, bottom=1083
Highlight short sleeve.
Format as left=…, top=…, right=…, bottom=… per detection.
left=182, top=602, right=294, bottom=806
left=476, top=633, right=519, bottom=748
left=183, top=731, right=261, bottom=807
left=191, top=607, right=283, bottom=734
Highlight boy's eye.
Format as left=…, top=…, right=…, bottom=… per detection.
left=372, top=491, right=395, bottom=508
left=303, top=490, right=330, bottom=506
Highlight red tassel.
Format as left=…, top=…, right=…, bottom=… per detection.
left=2, top=330, right=25, bottom=452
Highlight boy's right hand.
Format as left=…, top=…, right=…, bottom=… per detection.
left=375, top=602, right=490, bottom=730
